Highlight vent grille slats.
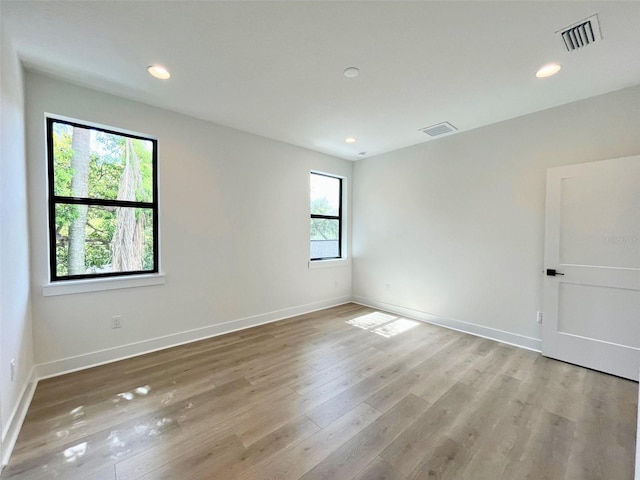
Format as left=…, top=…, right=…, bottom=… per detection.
left=419, top=122, right=457, bottom=138
left=559, top=14, right=601, bottom=52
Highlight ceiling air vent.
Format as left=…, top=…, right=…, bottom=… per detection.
left=558, top=14, right=602, bottom=52
left=420, top=121, right=457, bottom=137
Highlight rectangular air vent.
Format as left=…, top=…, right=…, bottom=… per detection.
left=558, top=14, right=601, bottom=52
left=420, top=121, right=457, bottom=137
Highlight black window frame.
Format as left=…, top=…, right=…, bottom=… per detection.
left=310, top=172, right=343, bottom=261
left=46, top=117, right=159, bottom=281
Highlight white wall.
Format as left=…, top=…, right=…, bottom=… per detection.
left=353, top=85, right=640, bottom=348
left=637, top=368, right=640, bottom=480
left=25, top=72, right=352, bottom=374
left=11, top=54, right=640, bottom=473
left=0, top=31, right=35, bottom=455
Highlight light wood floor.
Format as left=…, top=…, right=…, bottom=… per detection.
left=3, top=303, right=637, bottom=480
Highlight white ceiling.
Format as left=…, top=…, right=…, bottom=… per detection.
left=3, top=1, right=640, bottom=160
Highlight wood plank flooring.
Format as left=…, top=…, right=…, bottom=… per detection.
left=2, top=303, right=637, bottom=479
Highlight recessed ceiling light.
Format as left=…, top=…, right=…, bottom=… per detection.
left=147, top=65, right=171, bottom=80
left=343, top=67, right=360, bottom=78
left=358, top=152, right=366, bottom=157
left=345, top=137, right=357, bottom=144
left=535, top=63, right=562, bottom=78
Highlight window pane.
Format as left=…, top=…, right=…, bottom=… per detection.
left=310, top=218, right=339, bottom=258
left=51, top=121, right=154, bottom=202
left=310, top=173, right=340, bottom=216
left=54, top=203, right=155, bottom=277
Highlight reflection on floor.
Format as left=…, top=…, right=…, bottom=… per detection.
left=3, top=303, right=637, bottom=480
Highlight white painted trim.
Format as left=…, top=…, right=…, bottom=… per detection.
left=1, top=295, right=541, bottom=467
left=35, top=295, right=351, bottom=380
left=352, top=296, right=542, bottom=352
left=636, top=367, right=640, bottom=480
left=1, top=366, right=38, bottom=467
left=45, top=112, right=158, bottom=141
left=1, top=296, right=349, bottom=465
left=308, top=258, right=350, bottom=269
left=42, top=273, right=166, bottom=296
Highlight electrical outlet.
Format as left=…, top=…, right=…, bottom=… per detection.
left=536, top=311, right=544, bottom=324
left=112, top=315, right=123, bottom=329
left=10, top=359, right=16, bottom=381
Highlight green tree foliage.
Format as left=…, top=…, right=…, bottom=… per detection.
left=310, top=197, right=338, bottom=240
left=52, top=123, right=154, bottom=276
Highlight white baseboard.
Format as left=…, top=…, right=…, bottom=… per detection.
left=4, top=294, right=538, bottom=467
left=1, top=296, right=349, bottom=467
left=35, top=295, right=352, bottom=380
left=352, top=296, right=542, bottom=352
left=2, top=366, right=38, bottom=467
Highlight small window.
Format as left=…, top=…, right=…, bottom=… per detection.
left=310, top=172, right=342, bottom=260
left=47, top=118, right=158, bottom=281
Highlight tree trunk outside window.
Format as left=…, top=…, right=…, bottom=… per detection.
left=68, top=127, right=90, bottom=275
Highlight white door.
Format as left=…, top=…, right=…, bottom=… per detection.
left=543, top=155, right=640, bottom=381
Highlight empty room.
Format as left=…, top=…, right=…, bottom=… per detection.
left=1, top=1, right=639, bottom=479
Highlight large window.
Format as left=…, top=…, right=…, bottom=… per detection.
left=47, top=118, right=158, bottom=281
left=310, top=172, right=342, bottom=260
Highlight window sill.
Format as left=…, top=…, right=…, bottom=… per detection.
left=308, top=258, right=350, bottom=269
left=42, top=273, right=166, bottom=297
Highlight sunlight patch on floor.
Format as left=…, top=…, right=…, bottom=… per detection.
left=372, top=318, right=420, bottom=338
left=346, top=312, right=397, bottom=330
left=346, top=312, right=420, bottom=338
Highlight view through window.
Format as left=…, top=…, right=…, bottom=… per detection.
left=47, top=118, right=158, bottom=280
left=310, top=172, right=342, bottom=260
